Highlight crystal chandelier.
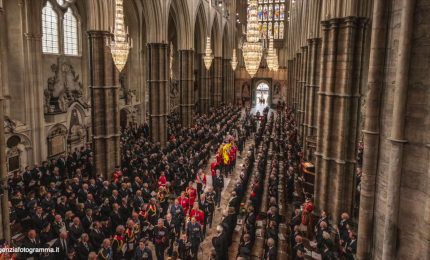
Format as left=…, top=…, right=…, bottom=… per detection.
left=203, top=36, right=214, bottom=70
left=110, top=0, right=132, bottom=73
left=242, top=0, right=262, bottom=78
left=231, top=49, right=238, bottom=71
left=267, top=36, right=279, bottom=71
left=203, top=0, right=214, bottom=70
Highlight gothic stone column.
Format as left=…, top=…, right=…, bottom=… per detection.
left=287, top=59, right=293, bottom=107
left=179, top=50, right=194, bottom=128
left=223, top=58, right=232, bottom=103
left=213, top=57, right=223, bottom=107
left=357, top=0, right=388, bottom=258
left=88, top=31, right=121, bottom=180
left=147, top=43, right=169, bottom=145
left=299, top=46, right=308, bottom=146
left=0, top=2, right=10, bottom=241
left=304, top=38, right=322, bottom=161
left=198, top=54, right=210, bottom=114
left=314, top=17, right=368, bottom=222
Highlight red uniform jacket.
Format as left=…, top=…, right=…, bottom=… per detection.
left=158, top=175, right=167, bottom=187
left=186, top=187, right=197, bottom=206
left=178, top=196, right=190, bottom=214
left=189, top=209, right=205, bottom=225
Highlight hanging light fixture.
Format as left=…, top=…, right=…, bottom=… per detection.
left=231, top=49, right=238, bottom=71
left=203, top=36, right=214, bottom=70
left=203, top=0, right=214, bottom=70
left=242, top=0, right=262, bottom=78
left=110, top=0, right=132, bottom=73
left=267, top=35, right=279, bottom=71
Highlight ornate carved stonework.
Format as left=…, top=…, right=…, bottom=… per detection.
left=44, top=58, right=87, bottom=114
left=47, top=126, right=67, bottom=157
left=170, top=80, right=179, bottom=112
left=119, top=73, right=136, bottom=105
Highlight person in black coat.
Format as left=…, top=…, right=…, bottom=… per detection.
left=211, top=225, right=227, bottom=260
left=265, top=238, right=277, bottom=260
left=134, top=239, right=153, bottom=260
left=20, top=229, right=41, bottom=259
left=212, top=170, right=224, bottom=207
left=89, top=221, right=105, bottom=251
left=52, top=231, right=72, bottom=260
left=76, top=233, right=94, bottom=260
left=68, top=217, right=84, bottom=247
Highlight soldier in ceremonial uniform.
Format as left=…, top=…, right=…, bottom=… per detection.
left=169, top=199, right=185, bottom=238
left=213, top=170, right=224, bottom=208
left=98, top=238, right=113, bottom=260
left=185, top=181, right=197, bottom=206
left=186, top=216, right=202, bottom=259
left=178, top=192, right=190, bottom=215
left=198, top=194, right=209, bottom=234
left=205, top=187, right=216, bottom=228
left=189, top=202, right=205, bottom=227
left=152, top=218, right=168, bottom=260
left=111, top=225, right=126, bottom=259
left=164, top=213, right=176, bottom=257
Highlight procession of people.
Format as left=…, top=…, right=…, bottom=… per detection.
left=6, top=104, right=256, bottom=260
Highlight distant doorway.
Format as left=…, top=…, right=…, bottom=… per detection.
left=256, top=82, right=270, bottom=105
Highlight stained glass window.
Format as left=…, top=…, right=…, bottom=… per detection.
left=64, top=9, right=78, bottom=55
left=256, top=0, right=286, bottom=39
left=274, top=22, right=279, bottom=39
left=42, top=2, right=59, bottom=54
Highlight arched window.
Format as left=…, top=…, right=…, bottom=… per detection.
left=42, top=2, right=59, bottom=54
left=63, top=9, right=78, bottom=55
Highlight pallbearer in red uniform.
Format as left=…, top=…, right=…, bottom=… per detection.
left=178, top=191, right=190, bottom=214
left=185, top=181, right=197, bottom=206
left=188, top=202, right=205, bottom=226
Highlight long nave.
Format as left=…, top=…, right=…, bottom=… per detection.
left=0, top=0, right=429, bottom=259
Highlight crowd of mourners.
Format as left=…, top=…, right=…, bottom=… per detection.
left=282, top=107, right=357, bottom=260
left=5, top=104, right=259, bottom=260
left=3, top=102, right=359, bottom=260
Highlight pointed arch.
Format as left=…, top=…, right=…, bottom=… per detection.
left=193, top=0, right=207, bottom=53
left=222, top=22, right=232, bottom=58
left=211, top=13, right=222, bottom=57
left=167, top=0, right=192, bottom=49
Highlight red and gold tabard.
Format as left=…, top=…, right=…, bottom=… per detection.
left=189, top=209, right=205, bottom=225
left=112, top=234, right=125, bottom=252
left=147, top=204, right=158, bottom=218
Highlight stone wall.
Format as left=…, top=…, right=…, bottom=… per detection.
left=371, top=0, right=430, bottom=259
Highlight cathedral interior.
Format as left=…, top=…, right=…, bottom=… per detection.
left=0, top=0, right=429, bottom=259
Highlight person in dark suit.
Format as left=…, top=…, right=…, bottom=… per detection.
left=76, top=233, right=94, bottom=260
left=265, top=238, right=277, bottom=260
left=81, top=209, right=94, bottom=233
left=69, top=217, right=84, bottom=246
left=20, top=229, right=41, bottom=259
left=52, top=231, right=71, bottom=259
left=211, top=225, right=227, bottom=260
left=90, top=221, right=105, bottom=251
left=344, top=231, right=357, bottom=260
left=134, top=239, right=153, bottom=260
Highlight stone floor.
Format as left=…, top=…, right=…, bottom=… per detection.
left=198, top=139, right=254, bottom=259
